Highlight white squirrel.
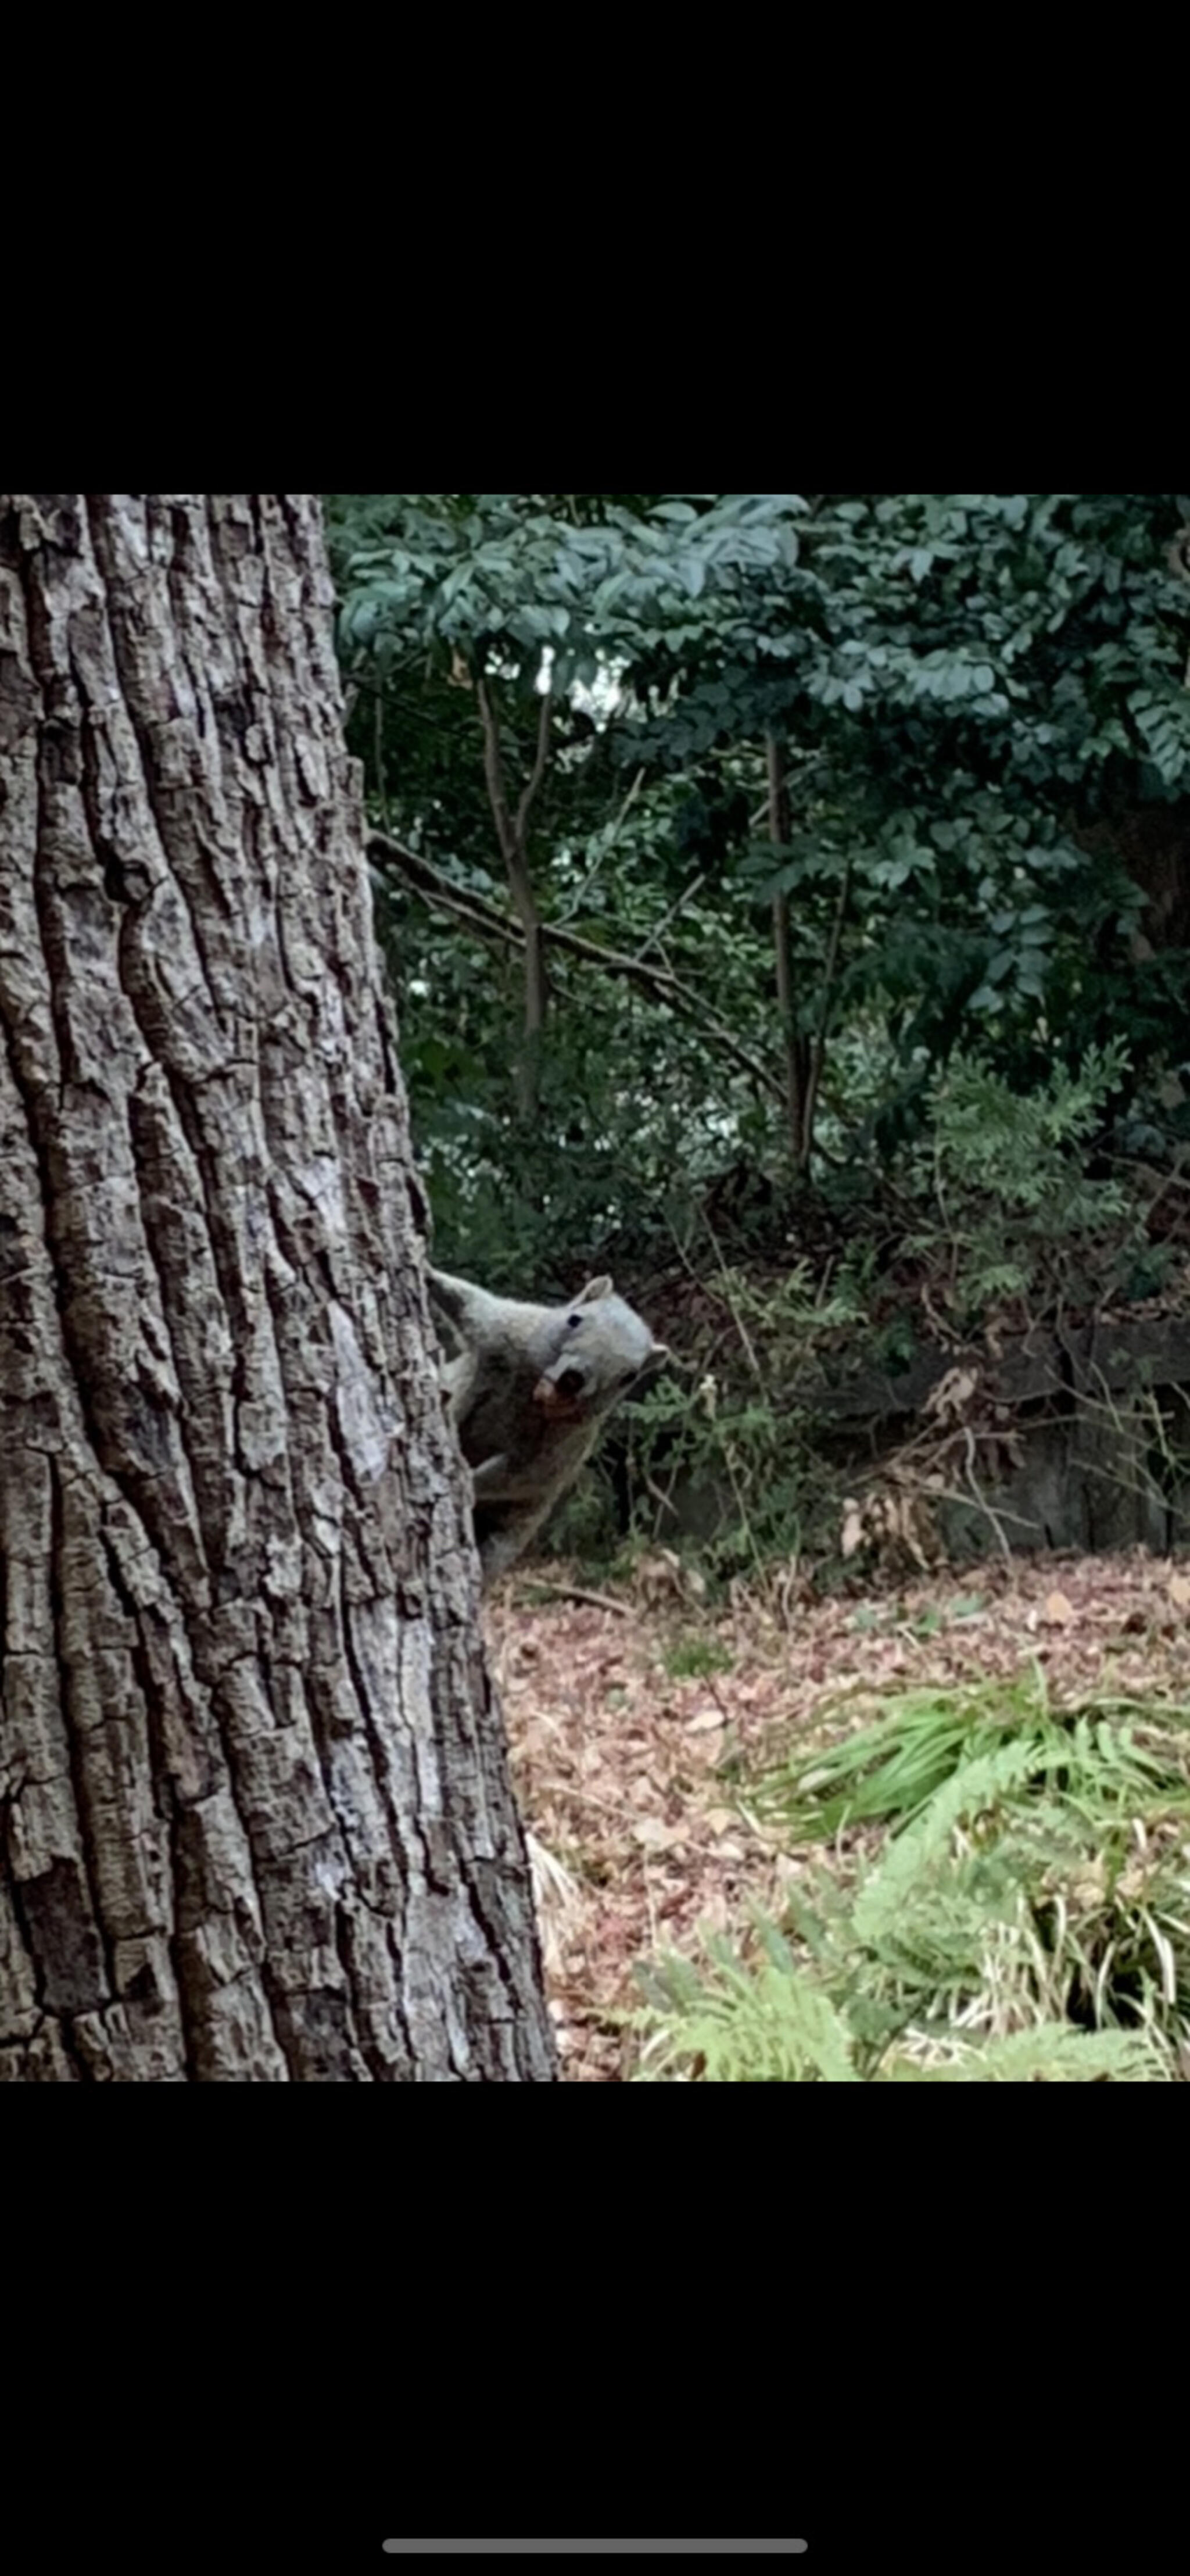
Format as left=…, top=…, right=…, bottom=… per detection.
left=426, top=1266, right=670, bottom=1582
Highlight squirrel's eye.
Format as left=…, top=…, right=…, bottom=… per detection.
left=567, top=1312, right=582, bottom=1330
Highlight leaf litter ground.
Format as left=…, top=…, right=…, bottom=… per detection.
left=486, top=1550, right=1190, bottom=2081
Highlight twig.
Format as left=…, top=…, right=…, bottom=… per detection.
left=557, top=767, right=647, bottom=922
left=700, top=1211, right=764, bottom=1383
left=635, top=871, right=706, bottom=965
left=960, top=1427, right=1014, bottom=1564
left=513, top=1580, right=633, bottom=1618
left=514, top=683, right=553, bottom=844
left=539, top=1780, right=640, bottom=1820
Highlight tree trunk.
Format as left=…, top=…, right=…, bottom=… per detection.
left=475, top=672, right=551, bottom=1117
left=0, top=494, right=557, bottom=2081
left=1078, top=801, right=1190, bottom=952
left=765, top=731, right=811, bottom=1164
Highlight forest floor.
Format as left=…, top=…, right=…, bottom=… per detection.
left=485, top=1548, right=1190, bottom=2081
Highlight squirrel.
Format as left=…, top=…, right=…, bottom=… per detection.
left=426, top=1266, right=670, bottom=1583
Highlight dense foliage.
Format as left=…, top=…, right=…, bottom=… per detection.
left=325, top=493, right=1190, bottom=1570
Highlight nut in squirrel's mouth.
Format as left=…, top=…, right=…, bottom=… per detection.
left=532, top=1373, right=586, bottom=1418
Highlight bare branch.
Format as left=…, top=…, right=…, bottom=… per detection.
left=367, top=829, right=782, bottom=1101
left=513, top=684, right=552, bottom=843
left=474, top=673, right=517, bottom=872
left=512, top=1581, right=633, bottom=1617
left=636, top=871, right=706, bottom=965
left=557, top=765, right=647, bottom=924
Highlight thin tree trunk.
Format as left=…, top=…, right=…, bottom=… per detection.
left=765, top=730, right=810, bottom=1164
left=0, top=493, right=555, bottom=2083
left=802, top=852, right=852, bottom=1168
left=476, top=674, right=550, bottom=1115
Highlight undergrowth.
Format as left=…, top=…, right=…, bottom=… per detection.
left=629, top=1670, right=1190, bottom=2080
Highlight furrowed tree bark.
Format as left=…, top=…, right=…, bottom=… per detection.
left=0, top=493, right=556, bottom=2081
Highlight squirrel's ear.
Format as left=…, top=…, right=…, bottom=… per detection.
left=576, top=1276, right=614, bottom=1304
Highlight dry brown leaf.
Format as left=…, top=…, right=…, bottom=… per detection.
left=1169, top=1574, right=1190, bottom=1613
left=1043, top=1591, right=1076, bottom=1626
left=520, top=1718, right=560, bottom=1757
left=924, top=1365, right=979, bottom=1423
left=632, top=1816, right=684, bottom=1851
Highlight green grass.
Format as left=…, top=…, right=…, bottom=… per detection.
left=757, top=1666, right=1187, bottom=1840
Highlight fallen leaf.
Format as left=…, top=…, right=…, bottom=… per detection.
left=631, top=1817, right=684, bottom=1851
left=1169, top=1574, right=1190, bottom=1613
left=841, top=1502, right=865, bottom=1559
left=924, top=1366, right=978, bottom=1423
left=1043, top=1591, right=1076, bottom=1626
